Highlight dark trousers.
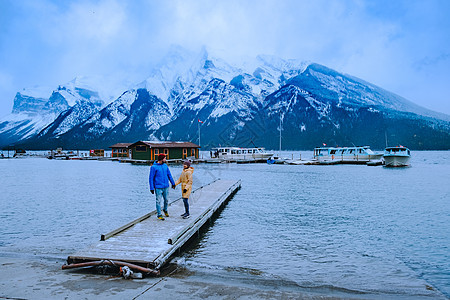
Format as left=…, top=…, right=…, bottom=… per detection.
left=182, top=198, right=189, bottom=214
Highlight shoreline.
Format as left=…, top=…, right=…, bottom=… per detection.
left=0, top=256, right=349, bottom=300
left=0, top=255, right=445, bottom=300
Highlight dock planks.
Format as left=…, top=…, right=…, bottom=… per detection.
left=65, top=179, right=241, bottom=273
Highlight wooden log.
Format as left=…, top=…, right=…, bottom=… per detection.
left=62, top=260, right=159, bottom=275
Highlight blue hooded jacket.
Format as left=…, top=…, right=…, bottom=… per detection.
left=149, top=162, right=175, bottom=190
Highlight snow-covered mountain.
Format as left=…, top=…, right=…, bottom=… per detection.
left=2, top=46, right=450, bottom=150
left=153, top=54, right=450, bottom=150
left=0, top=76, right=111, bottom=147
left=0, top=87, right=63, bottom=147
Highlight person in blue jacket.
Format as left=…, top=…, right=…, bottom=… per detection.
left=149, top=153, right=176, bottom=220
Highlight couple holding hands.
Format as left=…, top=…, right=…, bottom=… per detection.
left=149, top=153, right=193, bottom=220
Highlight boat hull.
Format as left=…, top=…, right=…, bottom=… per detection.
left=383, top=155, right=410, bottom=167
left=317, top=153, right=383, bottom=163
left=214, top=153, right=273, bottom=161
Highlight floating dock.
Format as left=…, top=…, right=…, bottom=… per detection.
left=63, top=179, right=241, bottom=275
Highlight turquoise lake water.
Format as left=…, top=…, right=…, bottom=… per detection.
left=0, top=151, right=449, bottom=298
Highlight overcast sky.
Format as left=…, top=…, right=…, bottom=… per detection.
left=1, top=0, right=450, bottom=117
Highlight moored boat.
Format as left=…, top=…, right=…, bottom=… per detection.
left=210, top=147, right=273, bottom=161
left=383, top=146, right=411, bottom=167
left=313, top=146, right=383, bottom=164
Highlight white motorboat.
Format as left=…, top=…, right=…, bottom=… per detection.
left=313, top=146, right=383, bottom=163
left=210, top=147, right=273, bottom=161
left=383, top=146, right=411, bottom=167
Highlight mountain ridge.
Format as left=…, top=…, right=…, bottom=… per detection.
left=1, top=47, right=449, bottom=150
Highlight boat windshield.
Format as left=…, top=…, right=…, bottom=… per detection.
left=385, top=147, right=409, bottom=154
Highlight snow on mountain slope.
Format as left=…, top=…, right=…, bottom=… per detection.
left=0, top=76, right=112, bottom=145
left=54, top=77, right=107, bottom=108
left=38, top=100, right=100, bottom=137
left=266, top=84, right=331, bottom=121
left=0, top=90, right=60, bottom=144
left=165, top=49, right=310, bottom=119
left=181, top=78, right=258, bottom=121
left=135, top=45, right=201, bottom=113
left=134, top=46, right=311, bottom=120
left=291, top=63, right=450, bottom=121
left=169, top=52, right=241, bottom=115
left=81, top=90, right=136, bottom=137
left=15, top=86, right=54, bottom=101
left=105, top=88, right=172, bottom=141
left=0, top=112, right=60, bottom=140
left=10, top=93, right=48, bottom=115
left=65, top=75, right=134, bottom=107
left=3, top=46, right=450, bottom=150
left=35, top=80, right=105, bottom=137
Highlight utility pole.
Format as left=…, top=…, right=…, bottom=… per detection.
left=198, top=121, right=201, bottom=147
left=385, top=131, right=388, bottom=148
left=279, top=112, right=283, bottom=152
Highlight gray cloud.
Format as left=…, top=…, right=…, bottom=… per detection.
left=1, top=0, right=449, bottom=117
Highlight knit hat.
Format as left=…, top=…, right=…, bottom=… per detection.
left=157, top=153, right=166, bottom=161
left=183, top=160, right=191, bottom=167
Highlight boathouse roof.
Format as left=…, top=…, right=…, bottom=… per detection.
left=128, top=141, right=200, bottom=148
left=109, top=143, right=132, bottom=149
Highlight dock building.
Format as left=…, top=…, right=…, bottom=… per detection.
left=128, top=141, right=200, bottom=160
left=110, top=143, right=132, bottom=158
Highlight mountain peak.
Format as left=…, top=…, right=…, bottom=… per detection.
left=12, top=92, right=48, bottom=115
left=2, top=47, right=450, bottom=150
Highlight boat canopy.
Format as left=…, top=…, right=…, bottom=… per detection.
left=211, top=147, right=266, bottom=155
left=314, top=146, right=375, bottom=155
left=385, top=147, right=410, bottom=154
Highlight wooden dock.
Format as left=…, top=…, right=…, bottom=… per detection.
left=63, top=179, right=241, bottom=275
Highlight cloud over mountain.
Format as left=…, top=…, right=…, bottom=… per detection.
left=1, top=47, right=449, bottom=150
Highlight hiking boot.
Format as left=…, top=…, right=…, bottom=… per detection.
left=180, top=213, right=187, bottom=217
left=157, top=215, right=165, bottom=220
left=182, top=214, right=190, bottom=219
left=163, top=210, right=169, bottom=217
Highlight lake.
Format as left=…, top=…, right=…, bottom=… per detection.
left=0, top=151, right=449, bottom=298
